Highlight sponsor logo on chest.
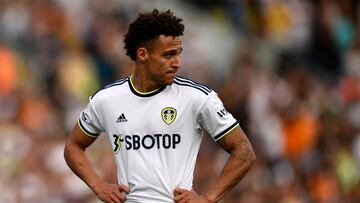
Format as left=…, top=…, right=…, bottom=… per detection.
left=112, top=107, right=180, bottom=152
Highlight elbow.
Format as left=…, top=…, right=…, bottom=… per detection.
left=248, top=149, right=256, bottom=168
left=63, top=139, right=77, bottom=165
left=63, top=142, right=71, bottom=164
left=247, top=143, right=256, bottom=165
left=230, top=145, right=256, bottom=169
left=238, top=145, right=256, bottom=170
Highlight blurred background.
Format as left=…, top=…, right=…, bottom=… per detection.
left=1, top=0, right=360, bottom=202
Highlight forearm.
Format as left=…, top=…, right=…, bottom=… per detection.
left=205, top=137, right=256, bottom=202
left=64, top=141, right=104, bottom=192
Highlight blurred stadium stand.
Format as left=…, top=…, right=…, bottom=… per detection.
left=1, top=0, right=360, bottom=202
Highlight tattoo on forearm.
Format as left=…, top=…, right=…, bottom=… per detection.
left=230, top=139, right=254, bottom=163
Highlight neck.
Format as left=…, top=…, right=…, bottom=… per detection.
left=131, top=71, right=163, bottom=93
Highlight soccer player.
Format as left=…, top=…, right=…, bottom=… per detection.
left=64, top=9, right=256, bottom=203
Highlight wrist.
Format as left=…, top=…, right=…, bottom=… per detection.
left=89, top=179, right=105, bottom=194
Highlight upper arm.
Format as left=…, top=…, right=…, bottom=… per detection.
left=67, top=97, right=103, bottom=150
left=217, top=126, right=256, bottom=162
left=66, top=122, right=98, bottom=151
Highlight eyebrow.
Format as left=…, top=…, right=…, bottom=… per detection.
left=163, top=48, right=183, bottom=55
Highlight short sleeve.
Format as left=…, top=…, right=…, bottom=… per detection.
left=198, top=92, right=239, bottom=141
left=78, top=98, right=104, bottom=138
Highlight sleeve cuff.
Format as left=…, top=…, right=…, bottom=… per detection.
left=213, top=121, right=239, bottom=142
left=78, top=119, right=100, bottom=138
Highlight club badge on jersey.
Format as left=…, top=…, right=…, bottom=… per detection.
left=161, top=107, right=177, bottom=125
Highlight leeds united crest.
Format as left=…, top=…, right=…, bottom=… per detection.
left=161, top=107, right=177, bottom=125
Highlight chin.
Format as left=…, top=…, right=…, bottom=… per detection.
left=164, top=78, right=175, bottom=85
left=165, top=80, right=175, bottom=85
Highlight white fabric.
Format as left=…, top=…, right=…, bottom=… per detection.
left=79, top=76, right=238, bottom=202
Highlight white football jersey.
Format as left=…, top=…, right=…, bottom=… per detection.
left=78, top=75, right=239, bottom=203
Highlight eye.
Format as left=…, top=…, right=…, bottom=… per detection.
left=164, top=53, right=174, bottom=58
left=165, top=54, right=171, bottom=57
left=163, top=49, right=181, bottom=59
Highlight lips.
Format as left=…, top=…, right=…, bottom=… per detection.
left=166, top=70, right=177, bottom=76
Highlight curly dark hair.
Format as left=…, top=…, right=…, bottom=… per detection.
left=124, top=9, right=184, bottom=61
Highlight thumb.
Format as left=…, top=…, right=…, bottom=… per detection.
left=119, top=184, right=130, bottom=193
left=174, top=187, right=186, bottom=195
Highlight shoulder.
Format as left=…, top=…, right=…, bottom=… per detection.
left=173, top=76, right=212, bottom=96
left=90, top=76, right=130, bottom=100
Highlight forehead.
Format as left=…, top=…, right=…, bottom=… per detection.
left=153, top=35, right=182, bottom=51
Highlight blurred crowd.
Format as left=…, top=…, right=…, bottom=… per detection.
left=1, top=0, right=360, bottom=202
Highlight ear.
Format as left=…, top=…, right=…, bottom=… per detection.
left=137, top=47, right=149, bottom=63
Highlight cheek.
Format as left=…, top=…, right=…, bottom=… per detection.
left=152, top=60, right=169, bottom=73
left=148, top=56, right=172, bottom=74
left=147, top=63, right=162, bottom=77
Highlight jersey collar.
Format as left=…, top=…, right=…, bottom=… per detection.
left=128, top=76, right=166, bottom=97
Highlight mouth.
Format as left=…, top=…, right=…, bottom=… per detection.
left=166, top=70, right=177, bottom=77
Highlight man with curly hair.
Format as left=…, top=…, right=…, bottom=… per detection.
left=64, top=9, right=255, bottom=203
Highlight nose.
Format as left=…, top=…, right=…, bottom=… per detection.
left=172, top=55, right=181, bottom=69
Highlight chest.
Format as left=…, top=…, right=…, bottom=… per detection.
left=100, top=93, right=195, bottom=133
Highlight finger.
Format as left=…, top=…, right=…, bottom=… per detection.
left=113, top=194, right=128, bottom=203
left=178, top=197, right=190, bottom=203
left=111, top=192, right=124, bottom=203
left=174, top=192, right=185, bottom=201
left=119, top=184, right=130, bottom=193
left=174, top=193, right=186, bottom=203
left=110, top=194, right=121, bottom=203
left=119, top=193, right=127, bottom=202
left=174, top=188, right=187, bottom=195
left=99, top=195, right=114, bottom=203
